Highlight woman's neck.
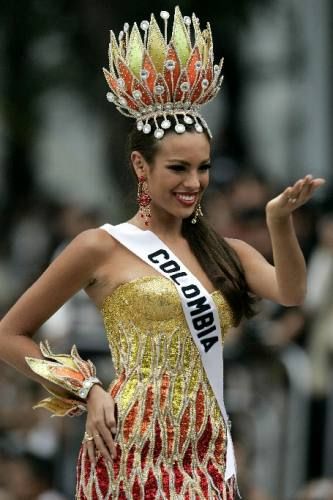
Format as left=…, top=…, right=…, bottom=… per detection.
left=130, top=211, right=184, bottom=241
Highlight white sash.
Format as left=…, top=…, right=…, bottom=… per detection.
left=100, top=222, right=236, bottom=481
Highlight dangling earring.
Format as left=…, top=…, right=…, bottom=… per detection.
left=191, top=202, right=203, bottom=224
left=137, top=176, right=152, bottom=226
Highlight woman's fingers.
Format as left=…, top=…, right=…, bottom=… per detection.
left=86, top=441, right=97, bottom=466
left=96, top=422, right=117, bottom=459
left=104, top=403, right=117, bottom=435
left=84, top=391, right=119, bottom=464
left=297, top=177, right=324, bottom=202
left=93, top=433, right=114, bottom=463
left=82, top=434, right=97, bottom=466
left=301, top=180, right=315, bottom=200
left=285, top=176, right=325, bottom=207
left=83, top=429, right=114, bottom=464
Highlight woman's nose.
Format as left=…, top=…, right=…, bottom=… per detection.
left=183, top=173, right=200, bottom=189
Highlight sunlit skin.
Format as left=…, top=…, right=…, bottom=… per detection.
left=0, top=129, right=325, bottom=467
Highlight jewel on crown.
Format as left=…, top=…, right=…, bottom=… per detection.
left=104, top=6, right=224, bottom=139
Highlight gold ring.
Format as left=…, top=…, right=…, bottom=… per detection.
left=83, top=431, right=94, bottom=442
left=94, top=434, right=100, bottom=438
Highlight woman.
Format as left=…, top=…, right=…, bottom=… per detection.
left=0, top=7, right=324, bottom=500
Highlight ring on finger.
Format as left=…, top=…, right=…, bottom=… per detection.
left=288, top=197, right=297, bottom=203
left=83, top=431, right=95, bottom=442
left=82, top=437, right=94, bottom=444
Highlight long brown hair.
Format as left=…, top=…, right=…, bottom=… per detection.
left=127, top=116, right=257, bottom=324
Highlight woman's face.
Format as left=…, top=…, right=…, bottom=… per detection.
left=142, top=131, right=211, bottom=221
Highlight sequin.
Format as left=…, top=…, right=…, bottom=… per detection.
left=76, top=276, right=236, bottom=499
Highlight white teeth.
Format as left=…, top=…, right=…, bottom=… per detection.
left=176, top=194, right=196, bottom=201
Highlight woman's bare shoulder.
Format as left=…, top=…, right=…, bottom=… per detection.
left=224, top=237, right=267, bottom=264
left=225, top=237, right=252, bottom=254
left=70, top=227, right=117, bottom=258
left=48, top=227, right=120, bottom=277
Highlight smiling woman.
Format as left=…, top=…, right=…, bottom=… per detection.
left=0, top=6, right=325, bottom=500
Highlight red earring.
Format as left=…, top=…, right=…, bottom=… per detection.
left=137, top=176, right=151, bottom=226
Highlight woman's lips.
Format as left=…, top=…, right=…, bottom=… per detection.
left=174, top=193, right=198, bottom=206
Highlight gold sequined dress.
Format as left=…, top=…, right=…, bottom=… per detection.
left=76, top=276, right=236, bottom=499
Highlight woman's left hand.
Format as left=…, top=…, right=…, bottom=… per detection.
left=266, top=174, right=325, bottom=220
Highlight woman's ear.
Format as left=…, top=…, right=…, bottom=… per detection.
left=131, top=151, right=148, bottom=179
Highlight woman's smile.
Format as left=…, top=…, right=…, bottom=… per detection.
left=173, top=192, right=198, bottom=206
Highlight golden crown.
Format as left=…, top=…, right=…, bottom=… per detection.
left=103, top=6, right=224, bottom=139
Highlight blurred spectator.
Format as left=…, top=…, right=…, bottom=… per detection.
left=0, top=492, right=12, bottom=500
left=305, top=212, right=333, bottom=396
left=40, top=202, right=108, bottom=354
left=303, top=210, right=333, bottom=478
left=206, top=167, right=274, bottom=259
left=294, top=478, right=333, bottom=500
left=4, top=453, right=67, bottom=500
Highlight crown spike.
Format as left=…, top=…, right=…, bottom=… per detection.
left=126, top=23, right=145, bottom=78
left=147, top=14, right=167, bottom=73
left=206, top=22, right=213, bottom=50
left=201, top=26, right=213, bottom=66
left=192, top=14, right=205, bottom=60
left=110, top=31, right=120, bottom=67
left=171, top=6, right=191, bottom=67
left=108, top=44, right=114, bottom=74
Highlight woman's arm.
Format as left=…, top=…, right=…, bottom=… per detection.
left=0, top=226, right=118, bottom=462
left=227, top=175, right=325, bottom=306
left=0, top=228, right=113, bottom=390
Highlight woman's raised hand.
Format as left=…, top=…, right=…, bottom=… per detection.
left=266, top=174, right=325, bottom=219
left=83, top=384, right=117, bottom=465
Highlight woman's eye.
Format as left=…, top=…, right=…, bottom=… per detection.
left=199, top=164, right=211, bottom=171
left=168, top=165, right=186, bottom=172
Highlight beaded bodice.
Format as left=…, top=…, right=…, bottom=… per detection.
left=101, top=275, right=234, bottom=379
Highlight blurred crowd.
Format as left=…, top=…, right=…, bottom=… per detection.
left=0, top=163, right=333, bottom=499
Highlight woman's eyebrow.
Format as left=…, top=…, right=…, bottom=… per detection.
left=166, top=159, right=211, bottom=165
left=166, top=159, right=190, bottom=165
